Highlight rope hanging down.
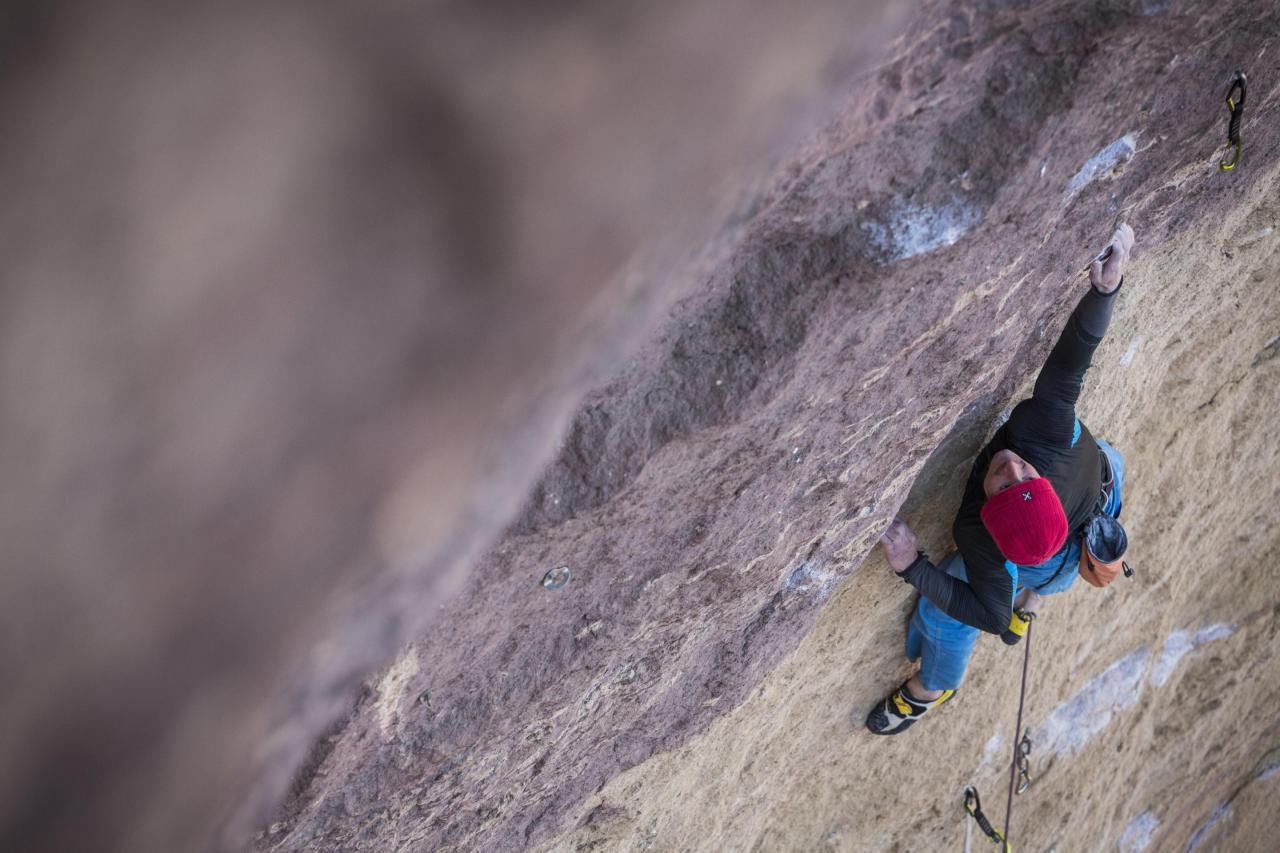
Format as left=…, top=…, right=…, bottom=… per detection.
left=962, top=611, right=1036, bottom=851
left=1004, top=614, right=1035, bottom=839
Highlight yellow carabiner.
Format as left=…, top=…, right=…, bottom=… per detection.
left=1220, top=140, right=1241, bottom=171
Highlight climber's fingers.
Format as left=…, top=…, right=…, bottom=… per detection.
left=1091, top=223, right=1134, bottom=294
left=881, top=515, right=910, bottom=543
left=1089, top=259, right=1106, bottom=290
left=880, top=516, right=920, bottom=573
left=1114, top=222, right=1135, bottom=259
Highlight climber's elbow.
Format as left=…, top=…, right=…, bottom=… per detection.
left=982, top=604, right=1012, bottom=636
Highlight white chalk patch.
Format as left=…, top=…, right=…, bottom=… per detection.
left=375, top=645, right=421, bottom=738
left=1064, top=134, right=1138, bottom=202
left=783, top=559, right=837, bottom=599
left=1034, top=648, right=1149, bottom=758
left=1150, top=624, right=1235, bottom=688
left=1185, top=802, right=1233, bottom=852
left=1239, top=226, right=1274, bottom=246
left=1139, top=0, right=1174, bottom=15
left=992, top=406, right=1013, bottom=431
left=1118, top=811, right=1160, bottom=853
left=1258, top=761, right=1280, bottom=782
left=1120, top=336, right=1142, bottom=367
left=860, top=196, right=981, bottom=263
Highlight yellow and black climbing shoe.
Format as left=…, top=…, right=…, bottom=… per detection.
left=865, top=681, right=956, bottom=735
left=1000, top=607, right=1035, bottom=646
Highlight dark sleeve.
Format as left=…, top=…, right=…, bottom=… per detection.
left=1015, top=281, right=1122, bottom=446
left=898, top=551, right=1012, bottom=635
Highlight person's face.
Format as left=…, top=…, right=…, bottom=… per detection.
left=984, top=448, right=1041, bottom=498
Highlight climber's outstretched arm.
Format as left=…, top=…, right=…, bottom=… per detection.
left=1018, top=224, right=1134, bottom=446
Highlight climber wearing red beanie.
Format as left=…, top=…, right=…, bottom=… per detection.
left=979, top=475, right=1068, bottom=566
left=866, top=224, right=1135, bottom=736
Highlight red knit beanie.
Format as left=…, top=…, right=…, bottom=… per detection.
left=980, top=477, right=1068, bottom=566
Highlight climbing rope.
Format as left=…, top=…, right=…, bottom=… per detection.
left=1004, top=615, right=1035, bottom=839
left=962, top=612, right=1036, bottom=851
left=1220, top=71, right=1246, bottom=171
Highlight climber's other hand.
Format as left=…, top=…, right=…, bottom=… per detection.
left=880, top=515, right=920, bottom=574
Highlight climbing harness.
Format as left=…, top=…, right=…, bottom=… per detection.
left=963, top=786, right=1011, bottom=852
left=1220, top=71, right=1246, bottom=171
left=1076, top=447, right=1136, bottom=586
left=1034, top=546, right=1078, bottom=595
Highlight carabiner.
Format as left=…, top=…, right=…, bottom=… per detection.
left=1220, top=71, right=1246, bottom=171
left=1221, top=141, right=1241, bottom=172
left=1016, top=731, right=1034, bottom=794
left=1226, top=72, right=1247, bottom=114
left=962, top=786, right=1012, bottom=851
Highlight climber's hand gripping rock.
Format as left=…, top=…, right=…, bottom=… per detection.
left=879, top=515, right=920, bottom=574
left=1089, top=222, right=1134, bottom=294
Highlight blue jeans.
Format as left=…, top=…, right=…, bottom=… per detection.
left=906, top=439, right=1126, bottom=691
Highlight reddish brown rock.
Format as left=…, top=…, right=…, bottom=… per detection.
left=0, top=1, right=910, bottom=852
left=6, top=1, right=1280, bottom=852
left=263, top=1, right=1280, bottom=851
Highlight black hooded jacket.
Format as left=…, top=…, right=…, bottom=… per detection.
left=897, top=281, right=1121, bottom=634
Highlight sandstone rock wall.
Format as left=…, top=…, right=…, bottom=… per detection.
left=264, top=1, right=1280, bottom=850
left=0, top=2, right=908, bottom=852
left=5, top=1, right=1278, bottom=852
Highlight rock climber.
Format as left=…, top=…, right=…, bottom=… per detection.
left=866, top=223, right=1135, bottom=735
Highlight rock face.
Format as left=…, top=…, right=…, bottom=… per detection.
left=0, top=2, right=909, bottom=853
left=261, top=1, right=1280, bottom=852
left=6, top=1, right=1279, bottom=852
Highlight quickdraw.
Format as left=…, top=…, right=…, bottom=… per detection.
left=1003, top=610, right=1035, bottom=843
left=963, top=614, right=1036, bottom=851
left=1015, top=730, right=1033, bottom=795
left=963, top=786, right=1011, bottom=852
left=1220, top=71, right=1246, bottom=171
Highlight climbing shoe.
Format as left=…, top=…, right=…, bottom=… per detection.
left=1000, top=607, right=1035, bottom=646
left=865, top=681, right=955, bottom=735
